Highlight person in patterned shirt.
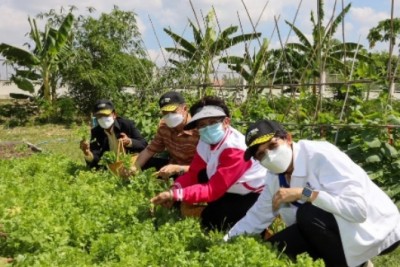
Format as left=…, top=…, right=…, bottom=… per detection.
left=135, top=91, right=199, bottom=179
left=151, top=96, right=267, bottom=231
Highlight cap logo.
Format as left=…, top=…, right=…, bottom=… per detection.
left=161, top=97, right=171, bottom=105
left=98, top=103, right=106, bottom=108
left=246, top=128, right=259, bottom=143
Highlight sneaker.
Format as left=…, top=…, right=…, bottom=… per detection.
left=362, top=260, right=374, bottom=267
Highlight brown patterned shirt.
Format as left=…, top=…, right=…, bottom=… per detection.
left=147, top=114, right=199, bottom=165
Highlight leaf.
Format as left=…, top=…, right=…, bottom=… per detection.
left=382, top=143, right=398, bottom=158
left=9, top=93, right=32, bottom=100
left=391, top=159, right=400, bottom=170
left=365, top=154, right=381, bottom=163
left=387, top=115, right=400, bottom=125
left=364, top=137, right=381, bottom=148
left=10, top=76, right=35, bottom=93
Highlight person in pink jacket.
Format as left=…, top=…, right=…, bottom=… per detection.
left=151, top=96, right=267, bottom=231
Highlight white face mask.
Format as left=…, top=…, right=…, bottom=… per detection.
left=260, top=143, right=292, bottom=174
left=163, top=113, right=184, bottom=128
left=97, top=115, right=115, bottom=129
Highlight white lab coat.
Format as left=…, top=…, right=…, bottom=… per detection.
left=227, top=140, right=400, bottom=267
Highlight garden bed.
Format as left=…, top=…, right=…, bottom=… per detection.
left=0, top=141, right=41, bottom=159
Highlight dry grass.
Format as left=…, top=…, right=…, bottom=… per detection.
left=0, top=124, right=85, bottom=164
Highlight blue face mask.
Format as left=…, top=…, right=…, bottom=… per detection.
left=199, top=122, right=225, bottom=145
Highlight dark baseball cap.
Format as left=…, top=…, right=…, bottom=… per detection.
left=159, top=91, right=185, bottom=112
left=93, top=99, right=115, bottom=116
left=244, top=120, right=287, bottom=161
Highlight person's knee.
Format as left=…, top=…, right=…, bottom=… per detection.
left=200, top=212, right=216, bottom=230
left=296, top=203, right=315, bottom=226
left=200, top=207, right=229, bottom=231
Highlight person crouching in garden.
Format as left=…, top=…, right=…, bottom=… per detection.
left=80, top=99, right=148, bottom=169
left=225, top=119, right=400, bottom=267
left=150, top=96, right=267, bottom=231
left=135, top=91, right=199, bottom=179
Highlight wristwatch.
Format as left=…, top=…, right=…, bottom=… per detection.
left=301, top=187, right=313, bottom=202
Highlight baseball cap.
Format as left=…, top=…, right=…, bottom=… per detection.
left=184, top=105, right=227, bottom=130
left=244, top=120, right=287, bottom=161
left=159, top=91, right=185, bottom=112
left=93, top=99, right=114, bottom=116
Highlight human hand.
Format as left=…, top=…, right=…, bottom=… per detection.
left=150, top=191, right=174, bottom=208
left=79, top=140, right=91, bottom=156
left=272, top=188, right=302, bottom=211
left=119, top=133, right=132, bottom=147
left=122, top=163, right=141, bottom=178
left=157, top=164, right=182, bottom=179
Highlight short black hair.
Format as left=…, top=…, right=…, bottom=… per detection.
left=189, top=96, right=230, bottom=118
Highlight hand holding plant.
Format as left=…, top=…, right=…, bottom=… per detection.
left=119, top=132, right=132, bottom=147
left=76, top=124, right=90, bottom=142
left=157, top=164, right=182, bottom=179
left=79, top=140, right=91, bottom=156
left=150, top=190, right=174, bottom=208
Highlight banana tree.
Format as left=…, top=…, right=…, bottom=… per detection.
left=164, top=9, right=261, bottom=96
left=284, top=0, right=368, bottom=95
left=367, top=18, right=400, bottom=97
left=220, top=38, right=271, bottom=96
left=0, top=13, right=74, bottom=102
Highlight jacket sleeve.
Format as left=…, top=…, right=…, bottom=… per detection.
left=311, top=151, right=368, bottom=223
left=124, top=119, right=147, bottom=153
left=227, top=182, right=275, bottom=239
left=87, top=127, right=104, bottom=168
left=174, top=151, right=206, bottom=189
left=174, top=148, right=252, bottom=203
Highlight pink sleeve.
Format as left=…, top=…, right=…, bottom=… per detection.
left=173, top=152, right=206, bottom=189
left=173, top=148, right=252, bottom=203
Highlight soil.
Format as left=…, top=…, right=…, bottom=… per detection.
left=0, top=141, right=41, bottom=159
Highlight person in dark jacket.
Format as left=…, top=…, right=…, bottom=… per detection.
left=80, top=99, right=147, bottom=168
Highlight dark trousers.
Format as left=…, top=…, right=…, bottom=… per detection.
left=197, top=169, right=260, bottom=231
left=201, top=192, right=260, bottom=232
left=267, top=203, right=400, bottom=267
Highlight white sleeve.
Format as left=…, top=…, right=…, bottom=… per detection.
left=227, top=184, right=275, bottom=239
left=312, top=155, right=368, bottom=223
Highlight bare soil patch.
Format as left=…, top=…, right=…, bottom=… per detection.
left=0, top=141, right=40, bottom=159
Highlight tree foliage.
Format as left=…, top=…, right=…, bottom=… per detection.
left=284, top=0, right=369, bottom=93
left=220, top=38, right=272, bottom=95
left=0, top=13, right=74, bottom=102
left=59, top=6, right=154, bottom=114
left=367, top=18, right=400, bottom=49
left=164, top=9, right=261, bottom=96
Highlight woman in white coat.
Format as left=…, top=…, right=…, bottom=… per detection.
left=225, top=119, right=400, bottom=267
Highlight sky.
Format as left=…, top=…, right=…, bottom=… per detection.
left=0, top=0, right=399, bottom=71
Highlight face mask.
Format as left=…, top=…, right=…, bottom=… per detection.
left=97, top=115, right=115, bottom=129
left=163, top=113, right=184, bottom=128
left=260, top=143, right=292, bottom=173
left=199, top=122, right=225, bottom=145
